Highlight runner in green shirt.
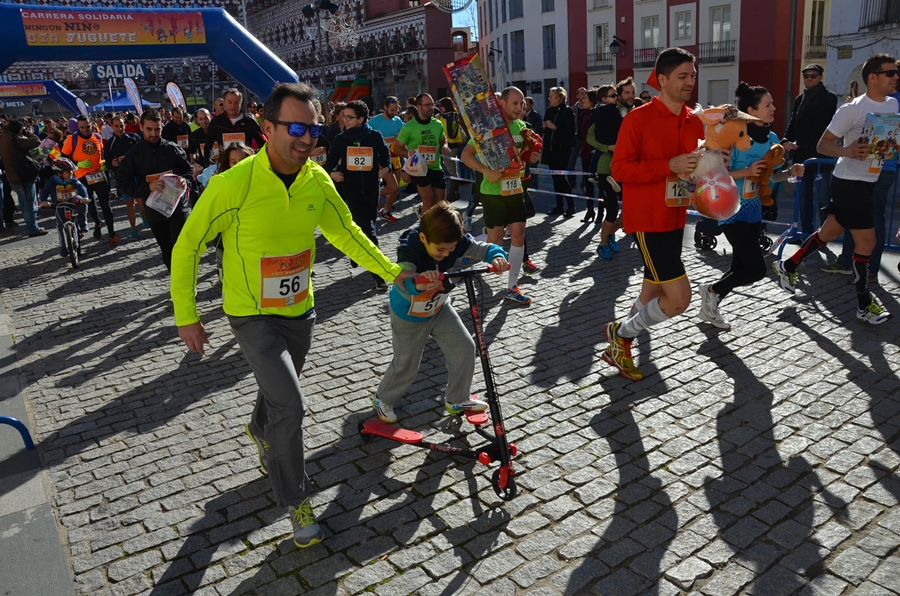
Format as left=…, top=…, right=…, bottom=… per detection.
left=461, top=86, right=540, bottom=305
left=394, top=93, right=450, bottom=213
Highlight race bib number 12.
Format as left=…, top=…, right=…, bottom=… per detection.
left=260, top=250, right=311, bottom=308
left=665, top=175, right=690, bottom=207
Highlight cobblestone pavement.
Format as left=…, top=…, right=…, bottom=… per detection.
left=2, top=197, right=900, bottom=596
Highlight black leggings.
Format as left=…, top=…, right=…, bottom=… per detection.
left=81, top=179, right=116, bottom=236
left=711, top=221, right=767, bottom=301
left=148, top=209, right=186, bottom=271
left=596, top=176, right=619, bottom=223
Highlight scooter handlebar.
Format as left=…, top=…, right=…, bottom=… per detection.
left=413, top=265, right=496, bottom=285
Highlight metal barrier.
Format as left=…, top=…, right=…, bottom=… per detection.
left=0, top=415, right=36, bottom=450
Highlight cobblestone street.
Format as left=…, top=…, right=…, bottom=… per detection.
left=2, top=197, right=900, bottom=596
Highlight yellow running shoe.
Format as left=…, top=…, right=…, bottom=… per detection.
left=601, top=322, right=644, bottom=381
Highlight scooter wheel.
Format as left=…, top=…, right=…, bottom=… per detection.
left=699, top=236, right=717, bottom=251
left=759, top=236, right=773, bottom=251
left=358, top=422, right=373, bottom=443
left=492, top=468, right=517, bottom=501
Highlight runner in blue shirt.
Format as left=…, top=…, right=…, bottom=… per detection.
left=368, top=96, right=406, bottom=221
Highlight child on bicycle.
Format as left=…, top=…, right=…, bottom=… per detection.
left=372, top=202, right=509, bottom=424
left=39, top=158, right=89, bottom=258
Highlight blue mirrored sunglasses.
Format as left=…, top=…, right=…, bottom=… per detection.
left=274, top=121, right=325, bottom=138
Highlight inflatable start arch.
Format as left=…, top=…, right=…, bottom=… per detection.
left=0, top=80, right=81, bottom=115
left=0, top=4, right=299, bottom=104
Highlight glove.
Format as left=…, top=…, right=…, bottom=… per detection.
left=77, top=159, right=92, bottom=169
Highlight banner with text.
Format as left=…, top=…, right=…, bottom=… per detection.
left=0, top=83, right=48, bottom=97
left=21, top=9, right=206, bottom=47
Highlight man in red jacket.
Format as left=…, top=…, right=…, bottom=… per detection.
left=604, top=47, right=705, bottom=381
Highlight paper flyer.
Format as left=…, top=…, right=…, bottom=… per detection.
left=859, top=112, right=900, bottom=175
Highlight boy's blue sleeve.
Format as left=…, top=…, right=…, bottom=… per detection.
left=75, top=180, right=89, bottom=197
left=484, top=244, right=506, bottom=263
left=39, top=179, right=54, bottom=203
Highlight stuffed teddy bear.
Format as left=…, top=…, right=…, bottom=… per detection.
left=755, top=144, right=785, bottom=207
left=520, top=128, right=542, bottom=163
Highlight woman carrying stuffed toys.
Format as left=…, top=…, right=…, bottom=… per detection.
left=696, top=82, right=805, bottom=329
left=371, top=202, right=509, bottom=424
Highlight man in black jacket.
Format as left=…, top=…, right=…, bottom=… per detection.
left=117, top=109, right=192, bottom=270
left=103, top=115, right=144, bottom=239
left=325, top=100, right=394, bottom=292
left=523, top=97, right=543, bottom=135
left=203, top=88, right=266, bottom=165
left=782, top=63, right=838, bottom=234
left=161, top=107, right=192, bottom=152
left=188, top=108, right=211, bottom=166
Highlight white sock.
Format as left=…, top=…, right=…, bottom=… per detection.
left=619, top=297, right=668, bottom=339
left=508, top=244, right=524, bottom=289
left=628, top=296, right=645, bottom=319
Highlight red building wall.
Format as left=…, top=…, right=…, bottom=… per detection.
left=365, top=0, right=406, bottom=19
left=739, top=0, right=806, bottom=134
left=568, top=3, right=588, bottom=94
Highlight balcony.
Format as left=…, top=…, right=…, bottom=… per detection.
left=805, top=35, right=826, bottom=59
left=699, top=40, right=736, bottom=64
left=634, top=47, right=662, bottom=69
left=589, top=0, right=610, bottom=9
left=859, top=0, right=900, bottom=29
left=586, top=52, right=614, bottom=72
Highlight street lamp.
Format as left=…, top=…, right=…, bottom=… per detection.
left=303, top=0, right=340, bottom=100
left=609, top=35, right=626, bottom=57
left=488, top=47, right=504, bottom=89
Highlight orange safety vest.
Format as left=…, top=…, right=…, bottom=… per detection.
left=67, top=133, right=104, bottom=179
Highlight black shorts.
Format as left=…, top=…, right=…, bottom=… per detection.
left=824, top=176, right=875, bottom=230
left=482, top=193, right=527, bottom=229
left=411, top=168, right=446, bottom=190
left=633, top=229, right=686, bottom=284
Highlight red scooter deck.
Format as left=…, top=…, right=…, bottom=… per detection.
left=361, top=419, right=423, bottom=444
left=465, top=410, right=489, bottom=426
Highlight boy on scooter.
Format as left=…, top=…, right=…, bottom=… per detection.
left=372, top=202, right=509, bottom=424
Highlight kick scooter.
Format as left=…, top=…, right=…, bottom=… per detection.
left=359, top=266, right=519, bottom=500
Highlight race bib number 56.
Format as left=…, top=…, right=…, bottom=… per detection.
left=260, top=250, right=311, bottom=308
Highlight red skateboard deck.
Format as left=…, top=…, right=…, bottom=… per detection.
left=361, top=419, right=423, bottom=444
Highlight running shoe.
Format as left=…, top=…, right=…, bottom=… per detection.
left=445, top=395, right=488, bottom=415
left=130, top=229, right=140, bottom=240
left=503, top=285, right=532, bottom=305
left=372, top=396, right=398, bottom=424
left=821, top=259, right=852, bottom=275
left=109, top=234, right=121, bottom=245
left=772, top=260, right=798, bottom=294
left=414, top=204, right=422, bottom=220
left=597, top=245, right=613, bottom=261
left=465, top=216, right=473, bottom=230
left=601, top=322, right=643, bottom=381
left=522, top=259, right=540, bottom=275
left=289, top=498, right=324, bottom=548
left=93, top=226, right=102, bottom=240
left=143, top=219, right=150, bottom=230
left=606, top=176, right=622, bottom=193
left=379, top=209, right=398, bottom=223
left=244, top=425, right=269, bottom=475
left=857, top=298, right=892, bottom=325
left=698, top=284, right=731, bottom=330
left=374, top=279, right=388, bottom=293
left=608, top=236, right=621, bottom=253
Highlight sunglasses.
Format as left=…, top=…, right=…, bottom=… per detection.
left=274, top=121, right=325, bottom=138
left=802, top=73, right=820, bottom=79
left=607, top=93, right=618, bottom=98
left=385, top=98, right=398, bottom=104
left=876, top=69, right=899, bottom=78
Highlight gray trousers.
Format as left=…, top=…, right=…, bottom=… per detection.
left=229, top=313, right=315, bottom=508
left=376, top=304, right=476, bottom=406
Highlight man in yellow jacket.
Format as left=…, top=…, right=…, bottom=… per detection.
left=171, top=82, right=412, bottom=549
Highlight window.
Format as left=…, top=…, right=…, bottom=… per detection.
left=675, top=10, right=692, bottom=40
left=595, top=23, right=608, bottom=55
left=809, top=0, right=825, bottom=44
left=708, top=79, right=729, bottom=106
left=509, top=0, right=523, bottom=19
left=501, top=0, right=507, bottom=23
left=642, top=16, right=660, bottom=48
left=542, top=24, right=556, bottom=69
left=488, top=0, right=493, bottom=31
left=503, top=33, right=509, bottom=71
left=511, top=30, right=525, bottom=71
left=541, top=0, right=554, bottom=13
left=710, top=5, right=731, bottom=42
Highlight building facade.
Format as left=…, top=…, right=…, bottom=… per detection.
left=476, top=0, right=841, bottom=134
left=1, top=0, right=456, bottom=116
left=825, top=0, right=900, bottom=99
